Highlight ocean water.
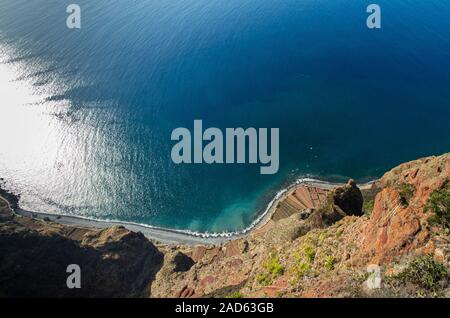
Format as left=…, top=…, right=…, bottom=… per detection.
left=0, top=0, right=450, bottom=233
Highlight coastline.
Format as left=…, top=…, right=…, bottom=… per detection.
left=2, top=153, right=448, bottom=298
left=0, top=178, right=373, bottom=246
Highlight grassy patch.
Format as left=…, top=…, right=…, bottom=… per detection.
left=323, top=255, right=336, bottom=271
left=257, top=251, right=285, bottom=286
left=318, top=231, right=330, bottom=243
left=301, top=243, right=316, bottom=263
left=424, top=184, right=450, bottom=229
left=290, top=246, right=313, bottom=281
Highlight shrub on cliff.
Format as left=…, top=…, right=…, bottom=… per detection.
left=396, top=183, right=416, bottom=207
left=395, top=256, right=448, bottom=292
left=363, top=199, right=374, bottom=217
left=424, top=184, right=450, bottom=229
left=227, top=291, right=243, bottom=298
left=323, top=255, right=336, bottom=271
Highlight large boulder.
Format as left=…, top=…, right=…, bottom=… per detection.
left=332, top=179, right=364, bottom=216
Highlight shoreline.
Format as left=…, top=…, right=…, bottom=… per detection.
left=0, top=178, right=373, bottom=246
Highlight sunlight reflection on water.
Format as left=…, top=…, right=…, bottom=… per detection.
left=0, top=45, right=86, bottom=215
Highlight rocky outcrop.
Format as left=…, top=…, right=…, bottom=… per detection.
left=312, top=179, right=364, bottom=226
left=332, top=179, right=364, bottom=216
left=358, top=187, right=425, bottom=263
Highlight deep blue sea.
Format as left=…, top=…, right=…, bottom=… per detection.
left=1, top=0, right=450, bottom=233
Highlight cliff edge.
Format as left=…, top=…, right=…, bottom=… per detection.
left=1, top=153, right=449, bottom=298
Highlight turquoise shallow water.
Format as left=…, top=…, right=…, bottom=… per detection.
left=0, top=0, right=450, bottom=233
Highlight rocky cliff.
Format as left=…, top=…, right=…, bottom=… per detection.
left=0, top=199, right=163, bottom=297
left=1, top=153, right=449, bottom=298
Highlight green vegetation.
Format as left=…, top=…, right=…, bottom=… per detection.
left=424, top=184, right=450, bottom=229
left=301, top=243, right=316, bottom=263
left=289, top=229, right=343, bottom=283
left=227, top=291, right=243, bottom=298
left=318, top=231, right=330, bottom=243
left=395, top=256, right=448, bottom=291
left=396, top=183, right=415, bottom=207
left=323, top=255, right=336, bottom=271
left=361, top=187, right=381, bottom=217
left=291, top=243, right=314, bottom=281
left=256, top=273, right=271, bottom=286
left=257, top=251, right=285, bottom=286
left=275, top=291, right=284, bottom=298
left=346, top=271, right=372, bottom=298
left=291, top=251, right=311, bottom=280
left=363, top=199, right=374, bottom=217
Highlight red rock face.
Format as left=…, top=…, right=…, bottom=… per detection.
left=360, top=188, right=425, bottom=263
left=155, top=154, right=450, bottom=298
left=359, top=153, right=450, bottom=264
left=379, top=154, right=450, bottom=206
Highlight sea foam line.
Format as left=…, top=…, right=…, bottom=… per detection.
left=61, top=178, right=315, bottom=239
left=9, top=177, right=354, bottom=241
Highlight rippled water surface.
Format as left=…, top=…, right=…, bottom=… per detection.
left=1, top=0, right=450, bottom=232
